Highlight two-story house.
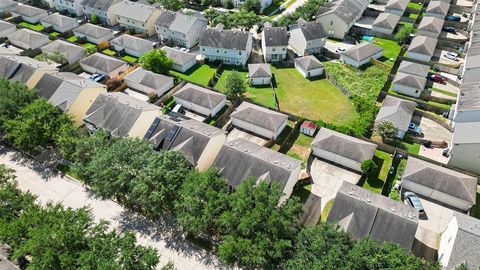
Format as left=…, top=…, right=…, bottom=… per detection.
left=199, top=27, right=252, bottom=66
left=261, top=22, right=288, bottom=62
left=289, top=19, right=327, bottom=56
left=112, top=0, right=161, bottom=37
left=155, top=10, right=207, bottom=49
left=80, top=0, right=121, bottom=26
left=52, top=0, right=84, bottom=16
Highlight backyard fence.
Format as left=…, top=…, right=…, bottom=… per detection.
left=155, top=80, right=187, bottom=105
left=325, top=71, right=351, bottom=97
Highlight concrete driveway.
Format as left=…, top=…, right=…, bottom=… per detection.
left=434, top=49, right=464, bottom=66
left=324, top=40, right=356, bottom=54
left=227, top=128, right=269, bottom=146
left=412, top=115, right=452, bottom=142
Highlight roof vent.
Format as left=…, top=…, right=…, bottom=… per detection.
left=243, top=148, right=249, bottom=152
left=390, top=206, right=396, bottom=212
left=286, top=164, right=291, bottom=169
left=348, top=187, right=356, bottom=195
left=365, top=195, right=371, bottom=203
left=408, top=212, right=414, bottom=219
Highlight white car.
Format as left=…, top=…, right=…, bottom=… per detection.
left=444, top=51, right=459, bottom=61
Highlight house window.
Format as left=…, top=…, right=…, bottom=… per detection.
left=328, top=29, right=335, bottom=35
left=216, top=49, right=219, bottom=53
left=202, top=48, right=205, bottom=51
left=239, top=51, right=242, bottom=55
left=282, top=48, right=285, bottom=51
left=415, top=90, right=419, bottom=93
left=330, top=20, right=333, bottom=26
left=272, top=48, right=276, bottom=52
left=225, top=50, right=227, bottom=54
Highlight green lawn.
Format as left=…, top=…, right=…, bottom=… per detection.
left=430, top=87, right=458, bottom=98
left=67, top=36, right=78, bottom=42
left=361, top=150, right=393, bottom=193
left=408, top=2, right=423, bottom=9
left=286, top=132, right=314, bottom=167
left=402, top=140, right=421, bottom=154
left=19, top=21, right=44, bottom=31
left=373, top=37, right=401, bottom=64
left=408, top=13, right=419, bottom=19
left=82, top=43, right=96, bottom=49
left=263, top=0, right=288, bottom=15
left=102, top=49, right=116, bottom=56
left=49, top=31, right=60, bottom=37
left=121, top=54, right=138, bottom=63
left=170, top=64, right=217, bottom=87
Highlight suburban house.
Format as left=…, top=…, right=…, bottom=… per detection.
left=79, top=52, right=128, bottom=78
left=0, top=0, right=17, bottom=15
left=438, top=213, right=480, bottom=269
left=448, top=121, right=480, bottom=175
left=289, top=19, right=326, bottom=56
left=400, top=157, right=477, bottom=212
left=213, top=138, right=302, bottom=203
left=33, top=72, right=107, bottom=126
left=294, top=55, right=324, bottom=78
left=123, top=67, right=174, bottom=98
left=371, top=13, right=401, bottom=35
left=340, top=42, right=384, bottom=67
left=397, top=60, right=430, bottom=78
left=417, top=16, right=445, bottom=38
left=80, top=0, right=122, bottom=26
left=41, top=40, right=85, bottom=64
left=300, top=120, right=317, bottom=136
left=161, top=46, right=197, bottom=73
left=384, top=0, right=409, bottom=16
left=315, top=0, right=369, bottom=39
left=52, top=0, right=84, bottom=16
left=173, top=83, right=227, bottom=117
left=406, top=36, right=438, bottom=62
left=0, top=55, right=57, bottom=88
left=452, top=82, right=480, bottom=123
left=425, top=1, right=450, bottom=19
left=375, top=95, right=416, bottom=139
left=0, top=20, right=17, bottom=38
left=155, top=10, right=207, bottom=49
left=261, top=22, right=288, bottom=62
left=143, top=115, right=226, bottom=170
left=112, top=0, right=161, bottom=37
left=110, top=34, right=154, bottom=57
left=230, top=102, right=288, bottom=140
left=311, top=127, right=377, bottom=172
left=392, top=72, right=427, bottom=98
left=84, top=92, right=160, bottom=138
left=327, top=181, right=419, bottom=250
left=40, top=13, right=79, bottom=33
left=199, top=28, right=252, bottom=66
left=73, top=23, right=115, bottom=44
left=7, top=29, right=49, bottom=50
left=10, top=4, right=47, bottom=23
left=248, top=63, right=272, bottom=85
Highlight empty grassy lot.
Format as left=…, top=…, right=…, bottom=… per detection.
left=19, top=21, right=44, bottom=31
left=170, top=64, right=217, bottom=87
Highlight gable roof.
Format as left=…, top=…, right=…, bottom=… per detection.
left=155, top=10, right=207, bottom=34
left=385, top=0, right=409, bottom=11
left=418, top=16, right=445, bottom=35
left=445, top=213, right=480, bottom=270
left=41, top=40, right=85, bottom=60
left=456, top=82, right=480, bottom=112
left=426, top=0, right=450, bottom=15
left=124, top=67, right=174, bottom=96
left=297, top=20, right=327, bottom=41
left=80, top=0, right=119, bottom=11
left=248, top=63, right=272, bottom=78
left=294, top=55, right=324, bottom=71
left=199, top=28, right=251, bottom=51
left=0, top=0, right=17, bottom=10
left=372, top=13, right=401, bottom=29
left=40, top=13, right=78, bottom=28
left=263, top=25, right=288, bottom=47
left=316, top=0, right=368, bottom=24
left=7, top=29, right=49, bottom=50
left=231, top=102, right=288, bottom=133
left=311, top=127, right=377, bottom=162
left=173, top=83, right=226, bottom=110
left=327, top=181, right=419, bottom=250
left=393, top=72, right=427, bottom=89
left=397, top=61, right=430, bottom=77
left=375, top=95, right=416, bottom=132
left=112, top=0, right=157, bottom=22
left=161, top=46, right=196, bottom=66
left=0, top=55, right=55, bottom=84
left=11, top=4, right=47, bottom=17
left=213, top=138, right=301, bottom=190
left=110, top=34, right=154, bottom=54
left=452, top=121, right=480, bottom=144
left=341, top=42, right=384, bottom=62
left=402, top=157, right=477, bottom=205
left=408, top=36, right=438, bottom=56
left=73, top=23, right=113, bottom=38
left=80, top=53, right=126, bottom=73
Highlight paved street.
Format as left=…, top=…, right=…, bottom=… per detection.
left=0, top=147, right=225, bottom=270
left=273, top=0, right=308, bottom=20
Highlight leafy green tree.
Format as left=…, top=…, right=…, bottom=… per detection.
left=225, top=0, right=234, bottom=9
left=159, top=0, right=183, bottom=10
left=241, top=0, right=261, bottom=14
left=224, top=70, right=246, bottom=100
left=276, top=0, right=325, bottom=26
left=395, top=24, right=415, bottom=44
left=139, top=49, right=173, bottom=75
left=0, top=79, right=37, bottom=128
left=90, top=14, right=98, bottom=24
left=360, top=159, right=378, bottom=176
left=374, top=120, right=399, bottom=144
left=85, top=45, right=97, bottom=55
left=175, top=169, right=228, bottom=236
left=217, top=178, right=303, bottom=269
left=0, top=165, right=36, bottom=222
left=204, top=9, right=261, bottom=29
left=161, top=261, right=176, bottom=270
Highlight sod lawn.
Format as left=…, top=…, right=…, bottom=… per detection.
left=373, top=37, right=402, bottom=64
left=361, top=150, right=392, bottom=194
left=121, top=54, right=138, bottom=63
left=170, top=64, right=217, bottom=86
left=19, top=21, right=44, bottom=31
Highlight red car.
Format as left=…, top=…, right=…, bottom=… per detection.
left=428, top=74, right=446, bottom=84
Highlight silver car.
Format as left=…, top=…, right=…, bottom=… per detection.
left=404, top=192, right=425, bottom=215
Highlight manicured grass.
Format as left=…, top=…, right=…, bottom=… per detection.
left=102, top=49, right=116, bottom=56
left=286, top=132, right=314, bottom=166
left=430, top=87, right=458, bottom=98
left=67, top=35, right=78, bottom=42
left=408, top=2, right=423, bottom=9
left=373, top=37, right=401, bottom=64
left=82, top=43, right=96, bottom=49
left=402, top=141, right=421, bottom=154
left=361, top=150, right=393, bottom=193
left=320, top=199, right=334, bottom=222
left=19, top=21, right=44, bottom=31
left=273, top=66, right=358, bottom=125
left=408, top=13, right=419, bottom=19
left=49, top=31, right=60, bottom=37
left=170, top=64, right=217, bottom=87
left=121, top=54, right=138, bottom=63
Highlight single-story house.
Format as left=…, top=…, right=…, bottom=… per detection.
left=41, top=40, right=85, bottom=64
left=213, top=138, right=302, bottom=203
left=311, top=127, right=377, bottom=172
left=328, top=181, right=419, bottom=251
left=289, top=19, right=326, bottom=56
left=438, top=213, right=480, bottom=270
left=144, top=115, right=226, bottom=170
left=417, top=16, right=445, bottom=38
left=406, top=36, right=438, bottom=62
left=0, top=0, right=17, bottom=15
left=300, top=120, right=317, bottom=136
left=294, top=55, right=324, bottom=78
left=0, top=55, right=57, bottom=88
left=248, top=63, right=272, bottom=85
left=397, top=60, right=430, bottom=78
left=392, top=72, right=427, bottom=98
left=401, top=157, right=477, bottom=212
left=73, top=23, right=114, bottom=45
left=110, top=34, right=154, bottom=58
left=426, top=1, right=450, bottom=19
left=79, top=52, right=128, bottom=78
left=7, top=29, right=49, bottom=50
left=173, top=83, right=227, bottom=117
left=0, top=20, right=17, bottom=38
left=123, top=67, right=174, bottom=97
left=84, top=92, right=160, bottom=138
left=371, top=13, right=401, bottom=35
left=161, top=46, right=196, bottom=73
left=384, top=0, right=409, bottom=16
left=10, top=4, right=47, bottom=23
left=375, top=95, right=416, bottom=139
left=40, top=13, right=79, bottom=33
left=230, top=101, right=288, bottom=140
left=340, top=42, right=384, bottom=67
left=33, top=72, right=107, bottom=126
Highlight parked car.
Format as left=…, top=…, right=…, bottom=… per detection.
left=0, top=43, right=7, bottom=48
left=404, top=192, right=425, bottom=215
left=444, top=51, right=459, bottom=61
left=336, top=47, right=346, bottom=53
left=408, top=122, right=422, bottom=136
left=443, top=148, right=450, bottom=157
left=443, top=26, right=456, bottom=33
left=446, top=15, right=461, bottom=21
left=172, top=104, right=184, bottom=114
left=88, top=73, right=105, bottom=83
left=428, top=74, right=446, bottom=84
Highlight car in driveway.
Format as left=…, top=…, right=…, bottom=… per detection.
left=88, top=73, right=105, bottom=83
left=428, top=74, right=446, bottom=84
left=408, top=122, right=422, bottom=136
left=404, top=192, right=425, bottom=215
left=444, top=51, right=459, bottom=61
left=446, top=15, right=461, bottom=21
left=442, top=26, right=456, bottom=33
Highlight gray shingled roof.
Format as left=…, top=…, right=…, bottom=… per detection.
left=110, top=34, right=154, bottom=54
left=80, top=0, right=118, bottom=11
left=375, top=95, right=416, bottom=132
left=231, top=102, right=288, bottom=133
left=444, top=213, right=480, bottom=270
left=155, top=10, right=175, bottom=28
left=7, top=29, right=49, bottom=50
left=0, top=55, right=55, bottom=84
left=112, top=0, right=157, bottom=23
left=408, top=36, right=438, bottom=56
left=199, top=28, right=251, bottom=51
left=155, top=10, right=206, bottom=34
left=418, top=16, right=445, bottom=35
left=402, top=157, right=477, bottom=205
left=397, top=61, right=430, bottom=77
left=248, top=63, right=272, bottom=78
left=263, top=25, right=288, bottom=47
left=297, top=20, right=327, bottom=41
left=84, top=92, right=159, bottom=137
left=385, top=0, right=409, bottom=12
left=327, top=181, right=419, bottom=250
left=80, top=53, right=126, bottom=73
left=311, top=127, right=377, bottom=162
left=316, top=0, right=368, bottom=24
left=426, top=1, right=450, bottom=15
left=162, top=46, right=196, bottom=66
left=213, top=138, right=301, bottom=190
left=11, top=4, right=47, bottom=17
left=173, top=83, right=226, bottom=110
left=41, top=40, right=85, bottom=60
left=124, top=67, right=173, bottom=96
left=0, top=20, right=16, bottom=38
left=372, top=13, right=401, bottom=29
left=0, top=244, right=19, bottom=270
left=341, top=42, right=384, bottom=62
left=393, top=72, right=427, bottom=89
left=452, top=121, right=480, bottom=144
left=73, top=23, right=113, bottom=38
left=0, top=0, right=17, bottom=10
left=457, top=82, right=480, bottom=112
left=40, top=13, right=78, bottom=29
left=294, top=55, right=324, bottom=71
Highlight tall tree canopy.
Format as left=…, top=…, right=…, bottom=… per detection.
left=139, top=49, right=173, bottom=75
left=0, top=80, right=37, bottom=128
